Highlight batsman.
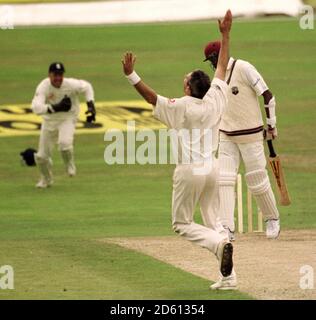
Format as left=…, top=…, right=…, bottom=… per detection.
left=32, top=62, right=96, bottom=188
left=203, top=40, right=280, bottom=240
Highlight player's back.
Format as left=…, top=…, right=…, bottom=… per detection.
left=181, top=94, right=223, bottom=164
left=154, top=78, right=228, bottom=165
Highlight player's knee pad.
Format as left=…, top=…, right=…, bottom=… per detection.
left=219, top=154, right=237, bottom=185
left=58, top=141, right=73, bottom=152
left=34, top=153, right=48, bottom=164
left=245, top=169, right=270, bottom=196
left=35, top=154, right=53, bottom=166
left=219, top=172, right=236, bottom=187
left=219, top=154, right=236, bottom=171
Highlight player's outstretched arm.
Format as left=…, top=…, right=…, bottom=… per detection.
left=214, top=10, right=232, bottom=81
left=122, top=52, right=158, bottom=106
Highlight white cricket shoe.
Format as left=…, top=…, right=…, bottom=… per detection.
left=61, top=150, right=76, bottom=177
left=36, top=177, right=53, bottom=188
left=67, top=163, right=76, bottom=177
left=266, top=219, right=280, bottom=239
left=210, top=271, right=237, bottom=290
left=216, top=240, right=234, bottom=277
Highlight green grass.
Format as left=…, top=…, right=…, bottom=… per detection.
left=0, top=133, right=252, bottom=300
left=304, top=0, right=316, bottom=7
left=0, top=239, right=250, bottom=300
left=0, top=19, right=315, bottom=299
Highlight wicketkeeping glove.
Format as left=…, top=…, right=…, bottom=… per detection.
left=85, top=100, right=96, bottom=123
left=49, top=95, right=72, bottom=113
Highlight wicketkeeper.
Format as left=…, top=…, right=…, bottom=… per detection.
left=203, top=41, right=280, bottom=240
left=31, top=62, right=96, bottom=188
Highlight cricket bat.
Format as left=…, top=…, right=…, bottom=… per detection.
left=267, top=139, right=291, bottom=206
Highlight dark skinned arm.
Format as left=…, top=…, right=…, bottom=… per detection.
left=262, top=89, right=277, bottom=139
left=214, top=10, right=232, bottom=81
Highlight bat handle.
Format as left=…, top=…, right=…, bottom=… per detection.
left=267, top=139, right=277, bottom=158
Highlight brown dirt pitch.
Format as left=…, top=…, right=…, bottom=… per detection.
left=102, top=229, right=316, bottom=300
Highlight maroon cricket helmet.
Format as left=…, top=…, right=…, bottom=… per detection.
left=203, top=41, right=221, bottom=62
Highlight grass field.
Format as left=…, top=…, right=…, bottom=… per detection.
left=304, top=0, right=316, bottom=6
left=0, top=18, right=315, bottom=299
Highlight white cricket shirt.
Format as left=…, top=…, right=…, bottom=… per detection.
left=32, top=77, right=94, bottom=121
left=153, top=77, right=228, bottom=165
left=220, top=57, right=269, bottom=143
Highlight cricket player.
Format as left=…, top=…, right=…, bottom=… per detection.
left=32, top=62, right=96, bottom=188
left=122, top=10, right=237, bottom=290
left=203, top=41, right=280, bottom=240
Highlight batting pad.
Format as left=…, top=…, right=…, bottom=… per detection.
left=245, top=169, right=279, bottom=221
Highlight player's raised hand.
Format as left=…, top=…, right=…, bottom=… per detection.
left=218, top=10, right=232, bottom=35
left=122, top=52, right=137, bottom=76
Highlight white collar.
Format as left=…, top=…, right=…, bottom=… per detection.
left=227, top=57, right=235, bottom=71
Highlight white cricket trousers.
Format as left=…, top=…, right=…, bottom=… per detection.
left=218, top=139, right=279, bottom=231
left=37, top=118, right=76, bottom=160
left=172, top=160, right=227, bottom=254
